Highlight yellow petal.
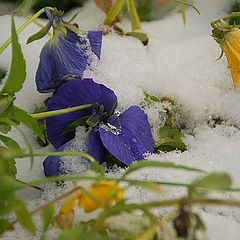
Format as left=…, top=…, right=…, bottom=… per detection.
left=60, top=192, right=82, bottom=214
left=78, top=181, right=124, bottom=213
left=221, top=40, right=240, bottom=89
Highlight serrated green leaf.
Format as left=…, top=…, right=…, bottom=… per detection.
left=27, top=22, right=51, bottom=44
left=104, top=0, right=124, bottom=25
left=122, top=160, right=204, bottom=178
left=12, top=106, right=45, bottom=142
left=14, top=199, right=35, bottom=235
left=189, top=173, right=232, bottom=197
left=0, top=17, right=26, bottom=94
left=41, top=205, right=55, bottom=239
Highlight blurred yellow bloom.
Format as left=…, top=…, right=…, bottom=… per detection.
left=60, top=181, right=124, bottom=214
left=220, top=28, right=240, bottom=89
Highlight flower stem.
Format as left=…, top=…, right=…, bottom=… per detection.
left=10, top=151, right=96, bottom=163
left=32, top=151, right=96, bottom=162
left=0, top=8, right=48, bottom=54
left=126, top=0, right=141, bottom=31
left=92, top=197, right=240, bottom=231
left=31, top=104, right=93, bottom=120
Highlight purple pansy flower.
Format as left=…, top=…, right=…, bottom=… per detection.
left=43, top=79, right=154, bottom=176
left=35, top=8, right=103, bottom=93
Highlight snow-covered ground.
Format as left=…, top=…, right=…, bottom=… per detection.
left=1, top=0, right=240, bottom=239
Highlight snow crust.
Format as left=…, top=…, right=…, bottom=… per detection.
left=1, top=0, right=240, bottom=239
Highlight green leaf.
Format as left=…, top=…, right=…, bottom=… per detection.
left=141, top=92, right=160, bottom=107
left=189, top=173, right=232, bottom=197
left=0, top=219, right=10, bottom=235
left=0, top=146, right=17, bottom=178
left=14, top=199, right=35, bottom=235
left=0, top=134, right=21, bottom=152
left=157, top=140, right=187, bottom=152
left=159, top=127, right=182, bottom=140
left=179, top=1, right=186, bottom=26
left=104, top=0, right=124, bottom=25
left=0, top=123, right=11, bottom=134
left=122, top=160, right=204, bottom=178
left=12, top=106, right=45, bottom=143
left=27, top=22, right=51, bottom=44
left=0, top=17, right=26, bottom=94
left=14, top=125, right=34, bottom=170
left=68, top=9, right=82, bottom=22
left=57, top=225, right=108, bottom=240
left=155, top=127, right=187, bottom=152
left=126, top=31, right=149, bottom=45
left=41, top=205, right=55, bottom=239
left=0, top=175, right=16, bottom=194
left=0, top=67, right=6, bottom=82
left=0, top=95, right=13, bottom=114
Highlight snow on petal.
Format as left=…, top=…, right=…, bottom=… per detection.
left=98, top=106, right=154, bottom=165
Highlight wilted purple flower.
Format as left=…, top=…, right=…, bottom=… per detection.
left=43, top=79, right=154, bottom=176
left=35, top=8, right=102, bottom=93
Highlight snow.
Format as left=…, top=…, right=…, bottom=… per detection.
left=1, top=0, right=240, bottom=239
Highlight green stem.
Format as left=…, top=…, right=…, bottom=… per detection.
left=126, top=0, right=141, bottom=31
left=23, top=175, right=240, bottom=194
left=16, top=179, right=43, bottom=192
left=32, top=151, right=96, bottom=162
left=31, top=104, right=93, bottom=120
left=14, top=151, right=95, bottom=163
left=0, top=8, right=48, bottom=55
left=92, top=197, right=240, bottom=231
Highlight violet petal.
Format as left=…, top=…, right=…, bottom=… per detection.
left=46, top=79, right=117, bottom=149
left=98, top=106, right=154, bottom=165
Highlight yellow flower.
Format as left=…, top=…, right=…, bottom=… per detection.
left=60, top=181, right=124, bottom=214
left=220, top=28, right=240, bottom=89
